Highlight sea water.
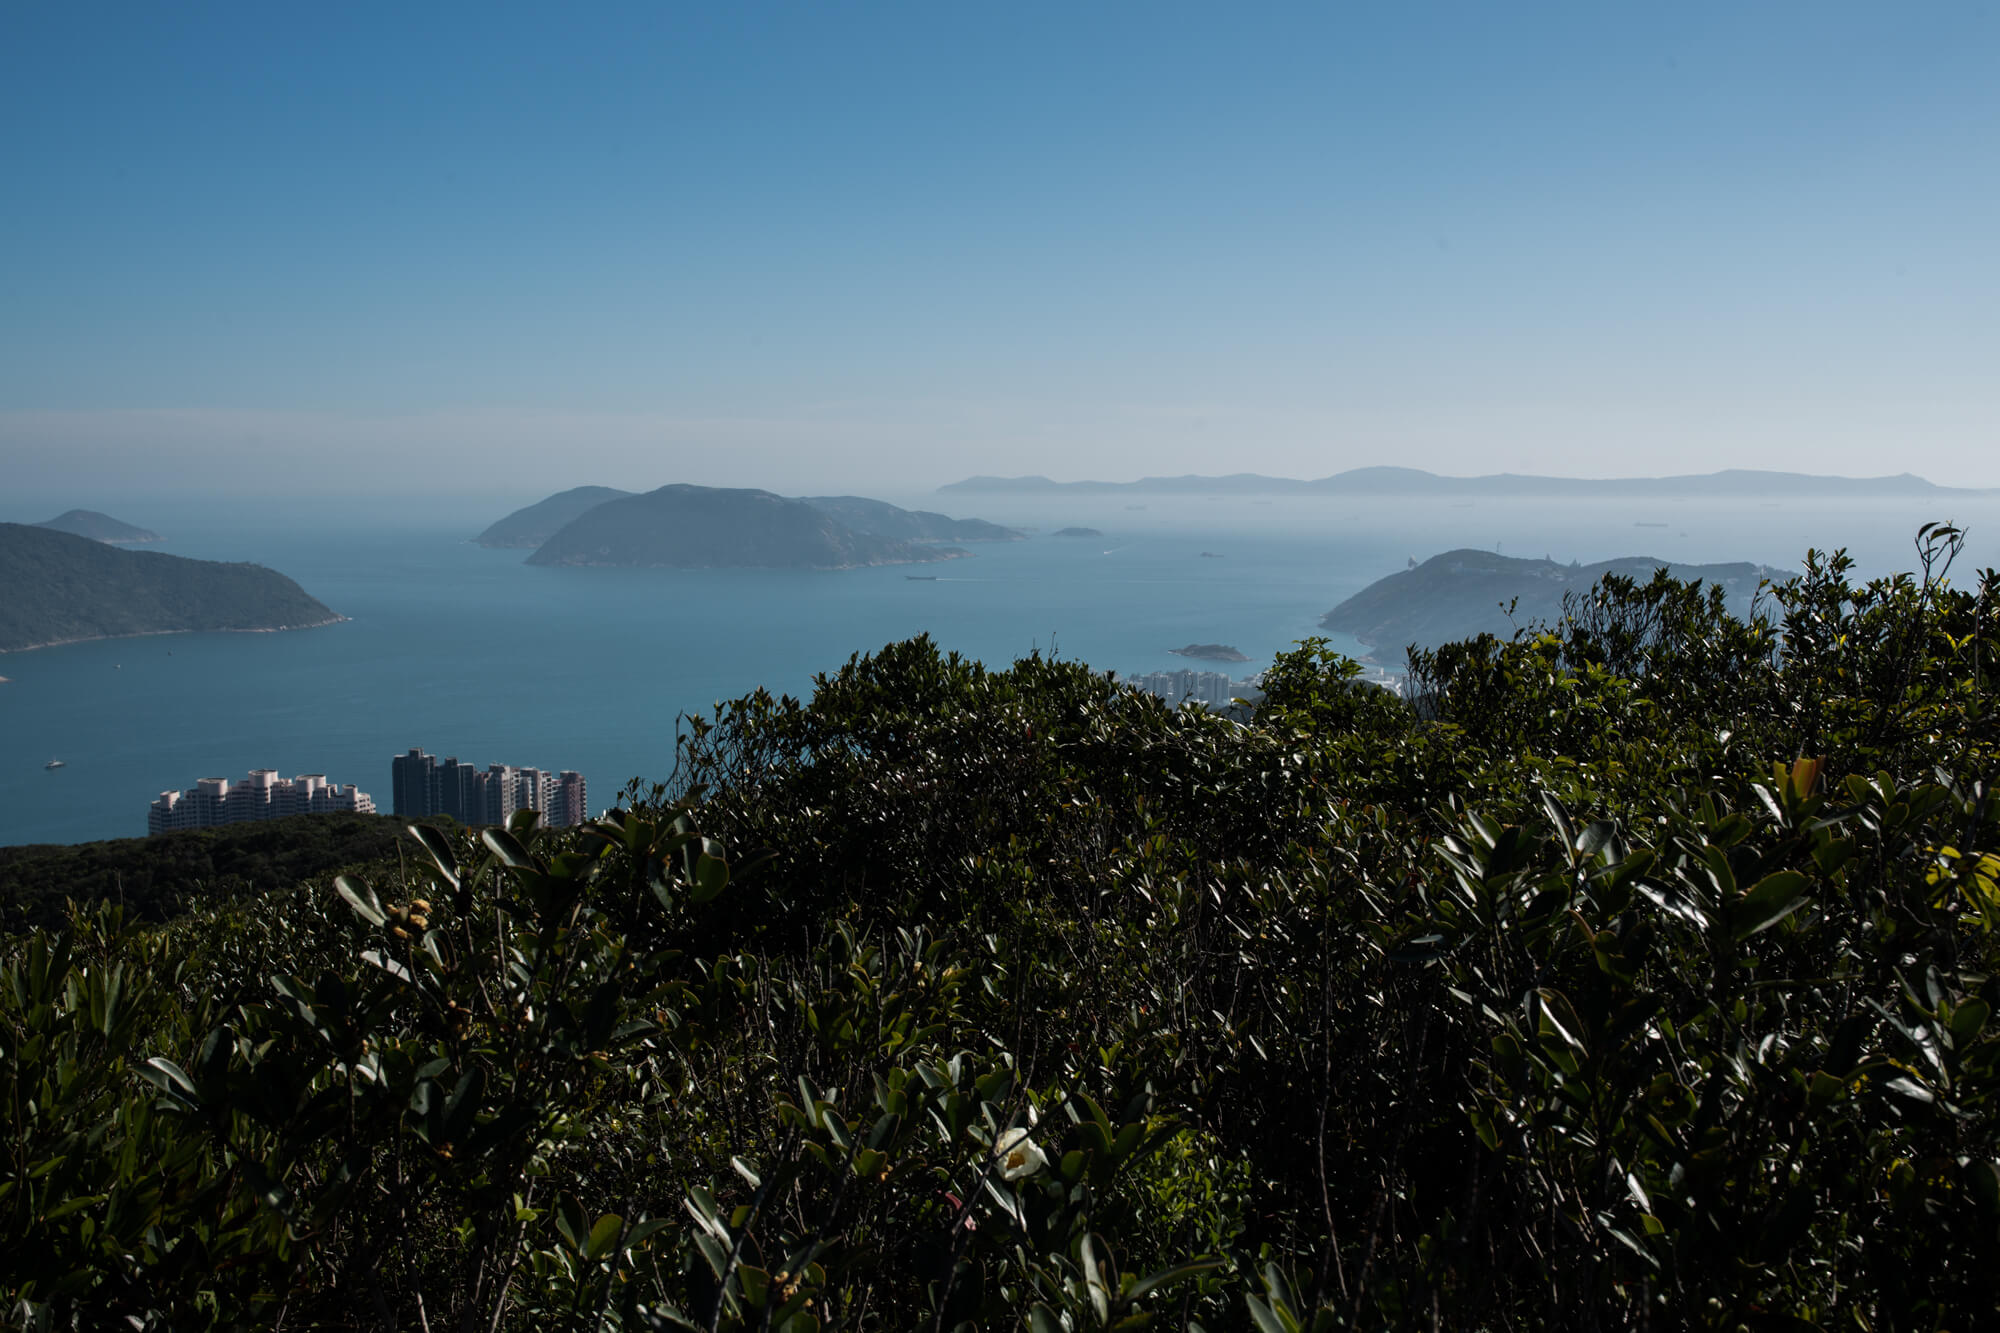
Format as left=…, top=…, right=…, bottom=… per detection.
left=2, top=489, right=1992, bottom=846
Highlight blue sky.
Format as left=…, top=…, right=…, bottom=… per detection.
left=2, top=2, right=1995, bottom=496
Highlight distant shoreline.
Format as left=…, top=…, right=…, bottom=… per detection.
left=0, top=616, right=349, bottom=656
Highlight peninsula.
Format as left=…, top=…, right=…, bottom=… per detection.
left=523, top=485, right=969, bottom=570
left=0, top=523, right=342, bottom=653
left=34, top=509, right=163, bottom=544
left=1322, top=549, right=1791, bottom=656
left=1168, top=643, right=1250, bottom=663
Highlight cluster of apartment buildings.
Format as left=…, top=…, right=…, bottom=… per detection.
left=390, top=748, right=588, bottom=828
left=1120, top=665, right=1404, bottom=711
left=148, top=770, right=376, bottom=835
left=1119, top=669, right=1259, bottom=711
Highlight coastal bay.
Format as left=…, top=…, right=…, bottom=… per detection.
left=0, top=489, right=1988, bottom=845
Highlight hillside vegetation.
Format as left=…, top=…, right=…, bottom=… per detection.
left=0, top=813, right=423, bottom=933
left=4, top=525, right=1997, bottom=1330
left=0, top=523, right=340, bottom=652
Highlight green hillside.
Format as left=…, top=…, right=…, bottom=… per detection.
left=0, top=812, right=417, bottom=932
left=0, top=523, right=341, bottom=652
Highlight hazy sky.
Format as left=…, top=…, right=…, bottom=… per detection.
left=3, top=2, right=1995, bottom=498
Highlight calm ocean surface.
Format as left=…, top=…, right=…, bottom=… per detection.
left=3, top=488, right=1993, bottom=846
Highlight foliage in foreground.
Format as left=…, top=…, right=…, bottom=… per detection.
left=3, top=526, right=1997, bottom=1331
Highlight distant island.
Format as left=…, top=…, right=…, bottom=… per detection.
left=34, top=509, right=163, bottom=544
left=521, top=485, right=970, bottom=570
left=1322, top=549, right=1793, bottom=656
left=941, top=468, right=1987, bottom=498
left=1169, top=643, right=1250, bottom=663
left=476, top=486, right=634, bottom=547
left=480, top=486, right=1022, bottom=563
left=1052, top=527, right=1103, bottom=538
left=0, top=524, right=342, bottom=653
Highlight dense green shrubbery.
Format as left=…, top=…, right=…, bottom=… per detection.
left=4, top=526, right=1996, bottom=1330
left=0, top=813, right=426, bottom=933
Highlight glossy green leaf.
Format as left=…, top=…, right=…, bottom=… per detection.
left=335, top=875, right=386, bottom=927
left=1733, top=870, right=1809, bottom=939
left=1130, top=1256, right=1225, bottom=1299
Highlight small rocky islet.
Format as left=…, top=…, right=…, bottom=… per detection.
left=1168, top=643, right=1251, bottom=663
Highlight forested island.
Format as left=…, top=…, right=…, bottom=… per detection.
left=1168, top=642, right=1250, bottom=662
left=479, top=485, right=1019, bottom=568
left=522, top=485, right=970, bottom=569
left=0, top=523, right=341, bottom=653
left=1323, top=547, right=1787, bottom=653
left=2, top=526, right=1995, bottom=1329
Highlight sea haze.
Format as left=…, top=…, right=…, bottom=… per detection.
left=2, top=489, right=1992, bottom=846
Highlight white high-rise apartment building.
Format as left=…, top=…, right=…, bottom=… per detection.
left=148, top=769, right=376, bottom=835
left=1121, top=669, right=1251, bottom=710
left=390, top=748, right=588, bottom=827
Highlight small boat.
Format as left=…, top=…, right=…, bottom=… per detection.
left=905, top=575, right=938, bottom=581
left=45, top=758, right=65, bottom=770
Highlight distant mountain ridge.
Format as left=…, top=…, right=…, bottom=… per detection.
left=34, top=509, right=163, bottom=544
left=942, top=468, right=1981, bottom=497
left=1322, top=548, right=1793, bottom=657
left=523, top=485, right=971, bottom=570
left=0, top=523, right=342, bottom=653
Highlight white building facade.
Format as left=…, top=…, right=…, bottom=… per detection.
left=148, top=769, right=376, bottom=835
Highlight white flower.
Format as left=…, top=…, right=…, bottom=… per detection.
left=993, top=1127, right=1047, bottom=1181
